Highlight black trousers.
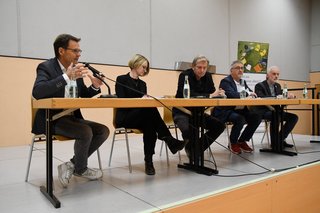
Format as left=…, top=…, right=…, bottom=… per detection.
left=263, top=111, right=298, bottom=142
left=173, top=112, right=225, bottom=152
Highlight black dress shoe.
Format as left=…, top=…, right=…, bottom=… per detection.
left=164, top=136, right=186, bottom=154
left=283, top=141, right=294, bottom=148
left=145, top=162, right=155, bottom=175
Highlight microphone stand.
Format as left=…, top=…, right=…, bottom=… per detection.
left=93, top=73, right=117, bottom=98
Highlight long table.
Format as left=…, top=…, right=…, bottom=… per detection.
left=32, top=97, right=319, bottom=208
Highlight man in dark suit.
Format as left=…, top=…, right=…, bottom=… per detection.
left=32, top=34, right=109, bottom=188
left=213, top=60, right=262, bottom=154
left=254, top=66, right=298, bottom=148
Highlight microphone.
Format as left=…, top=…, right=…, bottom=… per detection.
left=84, top=63, right=105, bottom=78
left=83, top=63, right=117, bottom=98
left=240, top=79, right=245, bottom=86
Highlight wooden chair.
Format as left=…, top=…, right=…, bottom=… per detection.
left=25, top=97, right=102, bottom=182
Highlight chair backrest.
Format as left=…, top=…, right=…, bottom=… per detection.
left=113, top=108, right=142, bottom=134
left=31, top=96, right=38, bottom=131
left=162, top=95, right=175, bottom=126
left=163, top=107, right=174, bottom=126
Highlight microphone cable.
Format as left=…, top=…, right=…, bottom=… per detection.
left=297, top=150, right=320, bottom=154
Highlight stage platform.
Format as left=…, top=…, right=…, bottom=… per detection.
left=1, top=132, right=320, bottom=212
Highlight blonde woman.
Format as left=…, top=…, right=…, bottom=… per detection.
left=115, top=54, right=186, bottom=175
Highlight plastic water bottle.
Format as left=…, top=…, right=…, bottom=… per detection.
left=183, top=75, right=190, bottom=98
left=282, top=83, right=288, bottom=99
left=302, top=83, right=308, bottom=99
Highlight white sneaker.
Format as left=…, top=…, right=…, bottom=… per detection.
left=74, top=167, right=103, bottom=180
left=57, top=161, right=74, bottom=188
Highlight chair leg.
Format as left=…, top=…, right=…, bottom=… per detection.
left=160, top=140, right=170, bottom=166
left=159, top=140, right=164, bottom=156
left=226, top=124, right=231, bottom=148
left=290, top=132, right=298, bottom=153
left=97, top=148, right=102, bottom=170
left=260, top=129, right=267, bottom=144
left=164, top=143, right=170, bottom=166
left=207, top=146, right=215, bottom=161
left=25, top=136, right=36, bottom=182
left=124, top=131, right=132, bottom=173
left=174, top=127, right=182, bottom=163
left=266, top=123, right=270, bottom=146
left=108, top=131, right=117, bottom=167
left=261, top=121, right=270, bottom=146
left=250, top=138, right=254, bottom=151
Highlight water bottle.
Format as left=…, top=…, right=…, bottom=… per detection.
left=282, top=83, right=288, bottom=99
left=183, top=75, right=190, bottom=98
left=68, top=79, right=78, bottom=98
left=240, top=80, right=246, bottom=99
left=302, top=83, right=308, bottom=99
left=65, top=74, right=78, bottom=98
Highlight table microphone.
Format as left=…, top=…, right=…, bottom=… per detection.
left=84, top=63, right=117, bottom=98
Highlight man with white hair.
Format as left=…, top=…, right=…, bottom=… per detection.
left=254, top=66, right=298, bottom=148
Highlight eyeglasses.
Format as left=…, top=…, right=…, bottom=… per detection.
left=65, top=48, right=82, bottom=54
left=232, top=66, right=244, bottom=70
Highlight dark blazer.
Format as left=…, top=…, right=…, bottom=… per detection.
left=252, top=80, right=282, bottom=114
left=32, top=58, right=101, bottom=134
left=220, top=75, right=252, bottom=99
left=115, top=73, right=147, bottom=126
left=255, top=80, right=282, bottom=97
left=213, top=75, right=253, bottom=122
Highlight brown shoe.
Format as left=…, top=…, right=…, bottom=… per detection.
left=230, top=144, right=242, bottom=154
left=239, top=142, right=253, bottom=153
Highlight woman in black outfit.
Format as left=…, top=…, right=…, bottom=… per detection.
left=115, top=54, right=186, bottom=175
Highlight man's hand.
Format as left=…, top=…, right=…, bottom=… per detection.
left=87, top=74, right=103, bottom=89
left=249, top=92, right=257, bottom=98
left=66, top=63, right=88, bottom=80
left=210, top=88, right=226, bottom=98
left=288, top=93, right=296, bottom=99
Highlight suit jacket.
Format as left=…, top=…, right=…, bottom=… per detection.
left=115, top=73, right=147, bottom=126
left=255, top=80, right=282, bottom=97
left=213, top=75, right=253, bottom=122
left=252, top=80, right=282, bottom=114
left=32, top=58, right=101, bottom=134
